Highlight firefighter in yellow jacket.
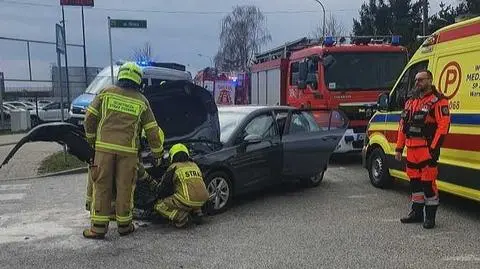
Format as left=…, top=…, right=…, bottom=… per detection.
left=143, top=143, right=209, bottom=228
left=84, top=129, right=165, bottom=219
left=82, top=62, right=164, bottom=239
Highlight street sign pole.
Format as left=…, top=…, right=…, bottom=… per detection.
left=107, top=18, right=147, bottom=85
left=108, top=16, right=114, bottom=85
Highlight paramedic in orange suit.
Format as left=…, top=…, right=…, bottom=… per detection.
left=395, top=70, right=451, bottom=229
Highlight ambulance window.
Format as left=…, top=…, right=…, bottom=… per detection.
left=290, top=62, right=299, bottom=86
left=390, top=60, right=429, bottom=110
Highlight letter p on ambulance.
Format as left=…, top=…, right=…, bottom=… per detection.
left=439, top=61, right=462, bottom=99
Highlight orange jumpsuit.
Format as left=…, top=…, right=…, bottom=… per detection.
left=396, top=88, right=450, bottom=207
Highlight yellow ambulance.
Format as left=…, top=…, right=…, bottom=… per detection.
left=362, top=16, right=480, bottom=202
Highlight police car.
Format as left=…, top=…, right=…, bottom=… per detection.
left=68, top=61, right=192, bottom=127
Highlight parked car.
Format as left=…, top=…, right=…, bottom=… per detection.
left=0, top=80, right=348, bottom=216
left=4, top=101, right=34, bottom=111
left=30, top=101, right=70, bottom=126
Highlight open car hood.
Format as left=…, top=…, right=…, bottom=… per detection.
left=0, top=81, right=220, bottom=169
left=143, top=80, right=220, bottom=143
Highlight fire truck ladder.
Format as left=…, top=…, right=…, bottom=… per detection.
left=253, top=37, right=321, bottom=64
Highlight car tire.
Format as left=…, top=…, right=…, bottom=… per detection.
left=368, top=147, right=393, bottom=188
left=203, top=171, right=233, bottom=215
left=301, top=169, right=325, bottom=188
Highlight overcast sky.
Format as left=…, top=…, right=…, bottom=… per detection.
left=0, top=0, right=456, bottom=86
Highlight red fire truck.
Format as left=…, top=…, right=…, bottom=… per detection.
left=250, top=36, right=408, bottom=153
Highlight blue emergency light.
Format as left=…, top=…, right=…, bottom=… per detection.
left=324, top=36, right=335, bottom=46
left=137, top=61, right=153, bottom=67
left=392, top=35, right=400, bottom=46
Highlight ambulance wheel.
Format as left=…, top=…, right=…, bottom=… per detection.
left=368, top=148, right=393, bottom=188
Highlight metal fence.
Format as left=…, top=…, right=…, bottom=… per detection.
left=0, top=35, right=100, bottom=130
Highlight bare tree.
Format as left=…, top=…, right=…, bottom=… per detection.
left=310, top=12, right=346, bottom=40
left=132, top=42, right=154, bottom=62
left=214, top=5, right=272, bottom=72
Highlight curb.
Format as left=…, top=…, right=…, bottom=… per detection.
left=0, top=142, right=18, bottom=147
left=2, top=166, right=88, bottom=182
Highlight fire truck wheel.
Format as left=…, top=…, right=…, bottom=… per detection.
left=368, top=147, right=393, bottom=189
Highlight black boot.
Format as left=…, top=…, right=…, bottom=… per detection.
left=400, top=203, right=424, bottom=223
left=191, top=211, right=204, bottom=225
left=423, top=205, right=437, bottom=229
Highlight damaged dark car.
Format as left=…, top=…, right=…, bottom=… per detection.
left=0, top=80, right=348, bottom=218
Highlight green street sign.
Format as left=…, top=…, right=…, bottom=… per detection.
left=110, top=19, right=147, bottom=29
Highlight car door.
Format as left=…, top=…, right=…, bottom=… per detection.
left=281, top=108, right=348, bottom=179
left=229, top=111, right=282, bottom=190
left=42, top=103, right=60, bottom=121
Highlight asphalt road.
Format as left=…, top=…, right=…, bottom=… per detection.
left=0, top=156, right=479, bottom=269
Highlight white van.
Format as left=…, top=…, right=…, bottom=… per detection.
left=68, top=61, right=192, bottom=127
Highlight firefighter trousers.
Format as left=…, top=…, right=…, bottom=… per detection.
left=406, top=147, right=439, bottom=206
left=86, top=167, right=116, bottom=219
left=89, top=151, right=138, bottom=235
left=154, top=196, right=201, bottom=224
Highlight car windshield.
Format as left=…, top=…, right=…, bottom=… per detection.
left=85, top=75, right=116, bottom=94
left=219, top=110, right=249, bottom=143
left=323, top=52, right=407, bottom=91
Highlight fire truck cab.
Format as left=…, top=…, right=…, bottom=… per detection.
left=250, top=36, right=408, bottom=153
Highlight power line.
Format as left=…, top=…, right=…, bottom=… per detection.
left=0, top=0, right=357, bottom=14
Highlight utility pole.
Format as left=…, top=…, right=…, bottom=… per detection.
left=61, top=5, right=71, bottom=107
left=423, top=0, right=429, bottom=35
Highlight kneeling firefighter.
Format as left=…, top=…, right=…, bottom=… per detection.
left=142, top=143, right=210, bottom=228
left=83, top=62, right=164, bottom=239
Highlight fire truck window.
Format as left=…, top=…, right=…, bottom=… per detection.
left=306, top=58, right=318, bottom=89
left=390, top=60, right=429, bottom=110
left=290, top=62, right=299, bottom=85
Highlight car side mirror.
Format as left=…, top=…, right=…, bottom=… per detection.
left=377, top=93, right=389, bottom=111
left=322, top=55, right=335, bottom=69
left=244, top=134, right=262, bottom=144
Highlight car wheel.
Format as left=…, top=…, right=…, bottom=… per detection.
left=301, top=169, right=325, bottom=188
left=368, top=147, right=393, bottom=188
left=204, top=171, right=233, bottom=215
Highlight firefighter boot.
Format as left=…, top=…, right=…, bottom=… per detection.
left=118, top=223, right=135, bottom=236
left=83, top=229, right=106, bottom=240
left=174, top=215, right=192, bottom=229
left=191, top=209, right=204, bottom=225
left=423, top=205, right=437, bottom=229
left=400, top=203, right=424, bottom=223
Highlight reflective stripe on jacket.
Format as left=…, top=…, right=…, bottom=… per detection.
left=170, top=162, right=209, bottom=207
left=83, top=85, right=164, bottom=157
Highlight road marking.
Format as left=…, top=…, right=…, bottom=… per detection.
left=0, top=193, right=26, bottom=201
left=347, top=194, right=378, bottom=199
left=442, top=255, right=480, bottom=262
left=0, top=184, right=30, bottom=191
